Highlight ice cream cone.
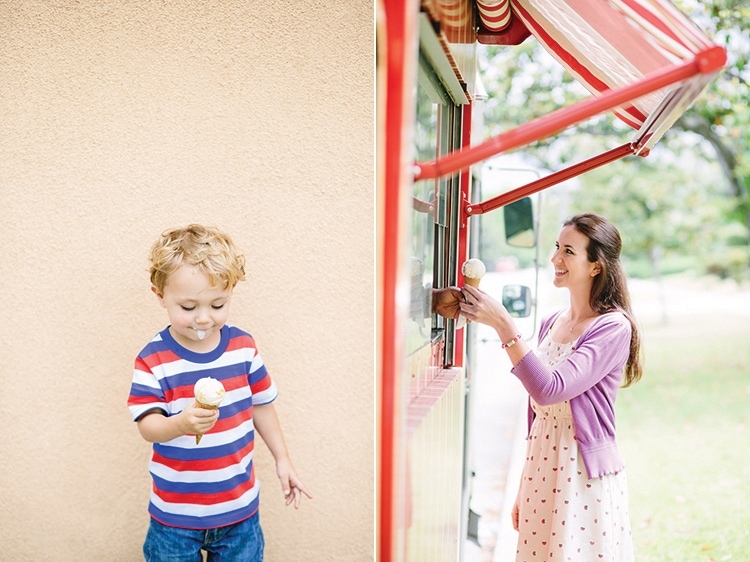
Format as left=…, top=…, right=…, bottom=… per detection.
left=460, top=278, right=480, bottom=326
left=193, top=376, right=225, bottom=444
left=464, top=276, right=481, bottom=288
left=195, top=401, right=219, bottom=444
left=461, top=258, right=486, bottom=289
left=460, top=259, right=485, bottom=327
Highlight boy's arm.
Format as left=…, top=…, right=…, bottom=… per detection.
left=136, top=402, right=219, bottom=443
left=253, top=403, right=312, bottom=508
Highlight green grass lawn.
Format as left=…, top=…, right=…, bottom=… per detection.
left=617, top=313, right=750, bottom=561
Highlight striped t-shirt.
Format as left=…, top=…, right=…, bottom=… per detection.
left=127, top=324, right=277, bottom=529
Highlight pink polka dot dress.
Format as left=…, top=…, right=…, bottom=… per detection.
left=515, top=334, right=634, bottom=562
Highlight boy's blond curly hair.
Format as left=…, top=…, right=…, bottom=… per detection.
left=149, top=224, right=246, bottom=292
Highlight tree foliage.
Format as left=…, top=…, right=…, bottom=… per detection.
left=478, top=0, right=750, bottom=275
left=672, top=0, right=750, bottom=231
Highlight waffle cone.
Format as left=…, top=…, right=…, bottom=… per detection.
left=464, top=276, right=482, bottom=288
left=195, top=401, right=219, bottom=444
left=196, top=400, right=219, bottom=410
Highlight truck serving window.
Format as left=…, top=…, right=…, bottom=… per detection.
left=408, top=36, right=464, bottom=365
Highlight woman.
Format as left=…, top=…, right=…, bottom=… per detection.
left=461, top=213, right=642, bottom=562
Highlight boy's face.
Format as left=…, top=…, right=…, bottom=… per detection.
left=152, top=264, right=233, bottom=351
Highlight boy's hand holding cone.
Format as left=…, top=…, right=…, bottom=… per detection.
left=193, top=377, right=225, bottom=444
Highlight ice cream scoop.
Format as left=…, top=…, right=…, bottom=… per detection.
left=193, top=377, right=226, bottom=444
left=462, top=258, right=486, bottom=288
left=194, top=377, right=225, bottom=406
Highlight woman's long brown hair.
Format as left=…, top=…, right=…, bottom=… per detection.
left=564, top=213, right=643, bottom=387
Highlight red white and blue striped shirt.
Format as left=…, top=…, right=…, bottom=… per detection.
left=127, top=325, right=277, bottom=529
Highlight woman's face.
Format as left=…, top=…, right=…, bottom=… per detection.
left=550, top=225, right=600, bottom=290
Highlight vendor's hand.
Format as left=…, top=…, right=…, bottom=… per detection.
left=459, top=284, right=508, bottom=328
left=432, top=287, right=464, bottom=320
left=276, top=457, right=313, bottom=509
left=179, top=401, right=220, bottom=436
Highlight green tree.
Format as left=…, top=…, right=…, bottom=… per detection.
left=574, top=142, right=730, bottom=271
left=479, top=0, right=750, bottom=261
left=673, top=0, right=750, bottom=233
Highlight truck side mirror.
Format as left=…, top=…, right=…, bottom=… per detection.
left=502, top=284, right=532, bottom=318
left=503, top=197, right=534, bottom=248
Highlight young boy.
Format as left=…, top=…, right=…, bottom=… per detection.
left=127, top=224, right=311, bottom=561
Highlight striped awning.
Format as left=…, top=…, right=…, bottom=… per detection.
left=415, top=0, right=726, bottom=181
left=477, top=0, right=512, bottom=32
left=512, top=0, right=722, bottom=151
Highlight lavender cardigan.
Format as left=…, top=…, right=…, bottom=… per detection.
left=511, top=310, right=631, bottom=479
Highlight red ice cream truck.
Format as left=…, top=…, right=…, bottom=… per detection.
left=376, top=0, right=725, bottom=560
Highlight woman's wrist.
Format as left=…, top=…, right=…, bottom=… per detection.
left=501, top=333, right=522, bottom=349
left=492, top=314, right=518, bottom=342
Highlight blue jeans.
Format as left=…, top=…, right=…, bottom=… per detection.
left=143, top=513, right=264, bottom=562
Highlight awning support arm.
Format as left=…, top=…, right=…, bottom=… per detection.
left=414, top=45, right=726, bottom=182
left=465, top=142, right=641, bottom=215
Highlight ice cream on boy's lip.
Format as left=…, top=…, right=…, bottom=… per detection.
left=462, top=258, right=486, bottom=287
left=193, top=377, right=225, bottom=444
left=193, top=327, right=208, bottom=340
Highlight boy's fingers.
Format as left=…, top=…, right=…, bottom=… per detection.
left=285, top=488, right=297, bottom=507
left=292, top=477, right=313, bottom=499
left=298, top=484, right=313, bottom=499
left=286, top=487, right=300, bottom=509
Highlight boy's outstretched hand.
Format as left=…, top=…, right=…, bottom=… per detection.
left=276, top=457, right=313, bottom=509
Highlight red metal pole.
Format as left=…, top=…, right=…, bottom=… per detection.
left=416, top=46, right=726, bottom=182
left=378, top=0, right=419, bottom=560
left=465, top=142, right=639, bottom=215
left=454, top=103, right=474, bottom=367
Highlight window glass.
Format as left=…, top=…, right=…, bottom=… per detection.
left=406, top=80, right=439, bottom=357
left=407, top=52, right=462, bottom=362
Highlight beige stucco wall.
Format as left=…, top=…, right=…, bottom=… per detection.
left=0, top=2, right=373, bottom=560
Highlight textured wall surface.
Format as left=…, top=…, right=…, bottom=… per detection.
left=0, top=2, right=373, bottom=560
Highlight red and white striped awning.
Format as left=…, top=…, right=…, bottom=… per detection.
left=416, top=0, right=726, bottom=183
left=513, top=0, right=721, bottom=151
left=477, top=0, right=512, bottom=32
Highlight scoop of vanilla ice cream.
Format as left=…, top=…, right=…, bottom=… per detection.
left=462, top=258, right=486, bottom=279
left=194, top=377, right=226, bottom=407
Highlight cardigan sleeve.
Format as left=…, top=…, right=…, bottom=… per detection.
left=511, top=312, right=631, bottom=406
